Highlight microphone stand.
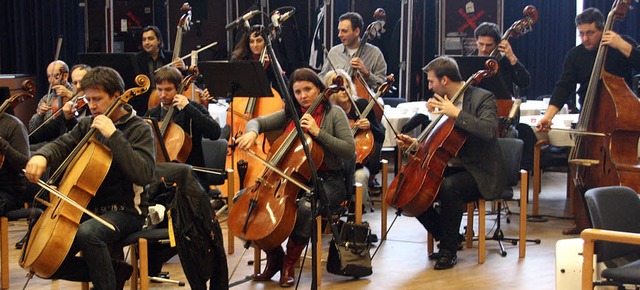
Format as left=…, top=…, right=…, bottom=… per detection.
left=261, top=24, right=323, bottom=290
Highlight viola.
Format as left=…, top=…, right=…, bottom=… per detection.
left=566, top=0, right=640, bottom=233
left=349, top=8, right=387, bottom=122
left=352, top=74, right=394, bottom=165
left=20, top=75, right=151, bottom=278
left=386, top=60, right=498, bottom=217
left=228, top=85, right=340, bottom=250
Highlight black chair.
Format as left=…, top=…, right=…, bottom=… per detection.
left=581, top=186, right=640, bottom=289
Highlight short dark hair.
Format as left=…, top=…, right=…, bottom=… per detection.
left=154, top=67, right=183, bottom=89
left=80, top=66, right=125, bottom=96
left=339, top=12, right=364, bottom=32
left=423, top=56, right=462, bottom=82
left=142, top=25, right=164, bottom=49
left=70, top=64, right=91, bottom=75
left=474, top=22, right=501, bottom=45
left=576, top=8, right=604, bottom=30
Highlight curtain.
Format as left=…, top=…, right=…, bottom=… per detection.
left=0, top=0, right=85, bottom=98
left=505, top=0, right=577, bottom=100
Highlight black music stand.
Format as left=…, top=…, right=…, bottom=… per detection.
left=199, top=60, right=274, bottom=188
left=199, top=60, right=274, bottom=99
left=453, top=56, right=511, bottom=100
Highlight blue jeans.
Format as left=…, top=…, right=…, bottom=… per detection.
left=49, top=210, right=145, bottom=290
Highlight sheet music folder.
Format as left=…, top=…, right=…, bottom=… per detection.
left=199, top=60, right=273, bottom=98
left=452, top=56, right=511, bottom=100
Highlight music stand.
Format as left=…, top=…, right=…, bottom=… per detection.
left=452, top=56, right=512, bottom=100
left=78, top=53, right=141, bottom=89
left=198, top=60, right=274, bottom=99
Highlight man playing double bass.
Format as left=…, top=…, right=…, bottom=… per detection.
left=536, top=8, right=640, bottom=235
left=24, top=67, right=156, bottom=289
left=395, top=56, right=506, bottom=270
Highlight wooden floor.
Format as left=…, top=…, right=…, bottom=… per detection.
left=3, top=169, right=576, bottom=289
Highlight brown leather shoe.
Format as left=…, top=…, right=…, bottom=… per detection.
left=253, top=246, right=284, bottom=281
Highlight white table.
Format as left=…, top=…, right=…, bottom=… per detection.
left=208, top=101, right=229, bottom=128
left=520, top=100, right=569, bottom=116
left=382, top=105, right=421, bottom=147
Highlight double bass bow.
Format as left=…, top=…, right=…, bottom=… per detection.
left=566, top=0, right=640, bottom=233
left=227, top=84, right=341, bottom=250
left=386, top=59, right=499, bottom=217
left=20, top=75, right=150, bottom=278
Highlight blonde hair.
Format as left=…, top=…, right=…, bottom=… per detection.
left=323, top=69, right=357, bottom=104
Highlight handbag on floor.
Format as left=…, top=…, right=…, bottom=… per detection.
left=327, top=221, right=373, bottom=278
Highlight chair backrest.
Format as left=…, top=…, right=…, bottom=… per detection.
left=202, top=138, right=228, bottom=186
left=585, top=186, right=640, bottom=262
left=498, top=138, right=523, bottom=188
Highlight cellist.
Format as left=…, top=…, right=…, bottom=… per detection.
left=535, top=8, right=640, bottom=235
left=319, top=11, right=388, bottom=194
left=144, top=67, right=221, bottom=171
left=24, top=67, right=156, bottom=289
left=323, top=69, right=384, bottom=212
left=235, top=68, right=355, bottom=287
left=0, top=111, right=30, bottom=215
left=395, top=56, right=505, bottom=270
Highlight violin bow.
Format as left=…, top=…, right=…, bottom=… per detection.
left=45, top=37, right=64, bottom=101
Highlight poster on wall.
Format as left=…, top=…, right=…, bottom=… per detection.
left=438, top=0, right=503, bottom=55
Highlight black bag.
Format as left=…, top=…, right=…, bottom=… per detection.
left=327, top=222, right=373, bottom=278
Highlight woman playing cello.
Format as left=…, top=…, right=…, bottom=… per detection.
left=234, top=68, right=355, bottom=287
left=323, top=69, right=384, bottom=212
left=24, top=67, right=155, bottom=289
left=394, top=56, right=505, bottom=270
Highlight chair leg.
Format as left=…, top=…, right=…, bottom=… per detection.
left=478, top=199, right=486, bottom=264
left=130, top=241, right=139, bottom=290
left=466, top=203, right=474, bottom=249
left=1, top=217, right=8, bottom=290
left=139, top=239, right=149, bottom=290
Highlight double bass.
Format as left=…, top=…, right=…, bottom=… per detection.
left=567, top=0, right=640, bottom=232
left=349, top=8, right=387, bottom=122
left=225, top=38, right=284, bottom=191
left=386, top=60, right=498, bottom=217
left=228, top=84, right=340, bottom=250
left=20, top=75, right=150, bottom=278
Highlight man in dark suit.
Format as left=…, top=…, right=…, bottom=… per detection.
left=396, top=56, right=506, bottom=270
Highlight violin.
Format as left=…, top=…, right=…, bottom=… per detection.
left=228, top=84, right=340, bottom=250
left=386, top=60, right=498, bottom=217
left=20, top=75, right=151, bottom=278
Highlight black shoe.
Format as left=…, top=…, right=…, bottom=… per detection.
left=368, top=179, right=382, bottom=196
left=434, top=251, right=457, bottom=270
left=114, top=261, right=134, bottom=289
left=15, top=233, right=28, bottom=249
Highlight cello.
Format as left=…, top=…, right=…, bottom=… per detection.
left=567, top=0, right=640, bottom=232
left=386, top=59, right=498, bottom=217
left=0, top=80, right=35, bottom=169
left=20, top=74, right=150, bottom=278
left=352, top=74, right=394, bottom=165
left=154, top=73, right=196, bottom=163
left=349, top=8, right=387, bottom=123
left=228, top=84, right=340, bottom=250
